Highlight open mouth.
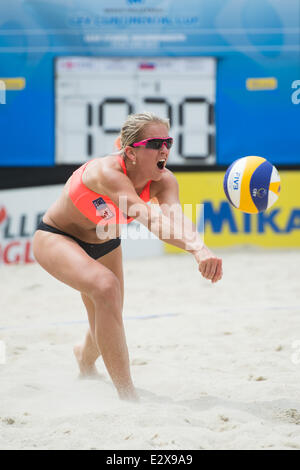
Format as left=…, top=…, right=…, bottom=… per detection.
left=157, top=159, right=166, bottom=170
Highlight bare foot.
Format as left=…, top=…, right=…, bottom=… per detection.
left=118, top=387, right=140, bottom=403
left=73, top=344, right=101, bottom=379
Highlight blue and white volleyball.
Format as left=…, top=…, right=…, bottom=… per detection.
left=223, top=156, right=281, bottom=214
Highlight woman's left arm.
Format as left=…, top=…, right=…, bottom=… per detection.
left=154, top=171, right=222, bottom=284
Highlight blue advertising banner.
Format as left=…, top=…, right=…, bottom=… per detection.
left=0, top=0, right=299, bottom=167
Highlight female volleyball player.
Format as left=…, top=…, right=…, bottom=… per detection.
left=33, top=112, right=222, bottom=402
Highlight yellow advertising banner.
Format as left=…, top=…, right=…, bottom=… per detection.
left=165, top=171, right=300, bottom=252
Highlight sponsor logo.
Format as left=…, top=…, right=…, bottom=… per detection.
left=0, top=206, right=40, bottom=265
left=198, top=201, right=300, bottom=234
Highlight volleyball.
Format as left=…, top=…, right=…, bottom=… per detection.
left=223, top=156, right=281, bottom=214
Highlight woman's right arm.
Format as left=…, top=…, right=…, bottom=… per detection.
left=97, top=166, right=202, bottom=254
left=97, top=165, right=222, bottom=283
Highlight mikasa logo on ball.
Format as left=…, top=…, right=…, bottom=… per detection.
left=252, top=188, right=267, bottom=198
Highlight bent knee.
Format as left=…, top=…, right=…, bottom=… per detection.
left=89, top=272, right=122, bottom=306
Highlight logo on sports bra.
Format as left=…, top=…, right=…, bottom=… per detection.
left=92, top=197, right=114, bottom=220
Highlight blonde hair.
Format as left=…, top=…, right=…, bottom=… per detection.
left=118, top=112, right=170, bottom=156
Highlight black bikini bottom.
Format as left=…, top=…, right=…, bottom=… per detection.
left=36, top=220, right=121, bottom=260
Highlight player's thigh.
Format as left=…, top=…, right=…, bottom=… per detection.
left=81, top=243, right=124, bottom=328
left=33, top=230, right=121, bottom=299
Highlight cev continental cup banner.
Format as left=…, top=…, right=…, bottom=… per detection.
left=165, top=171, right=300, bottom=251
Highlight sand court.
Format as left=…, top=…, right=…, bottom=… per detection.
left=1, top=248, right=300, bottom=450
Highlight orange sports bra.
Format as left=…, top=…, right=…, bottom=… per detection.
left=69, top=156, right=152, bottom=225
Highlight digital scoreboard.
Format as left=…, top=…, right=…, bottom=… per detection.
left=1, top=1, right=298, bottom=169
left=55, top=57, right=216, bottom=165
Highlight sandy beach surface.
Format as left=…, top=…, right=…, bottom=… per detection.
left=1, top=248, right=300, bottom=450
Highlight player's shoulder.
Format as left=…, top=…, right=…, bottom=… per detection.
left=86, top=154, right=127, bottom=193
left=162, top=168, right=178, bottom=184
left=99, top=154, right=126, bottom=179
left=151, top=169, right=179, bottom=196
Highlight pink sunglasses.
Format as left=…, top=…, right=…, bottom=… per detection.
left=132, top=137, right=173, bottom=150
